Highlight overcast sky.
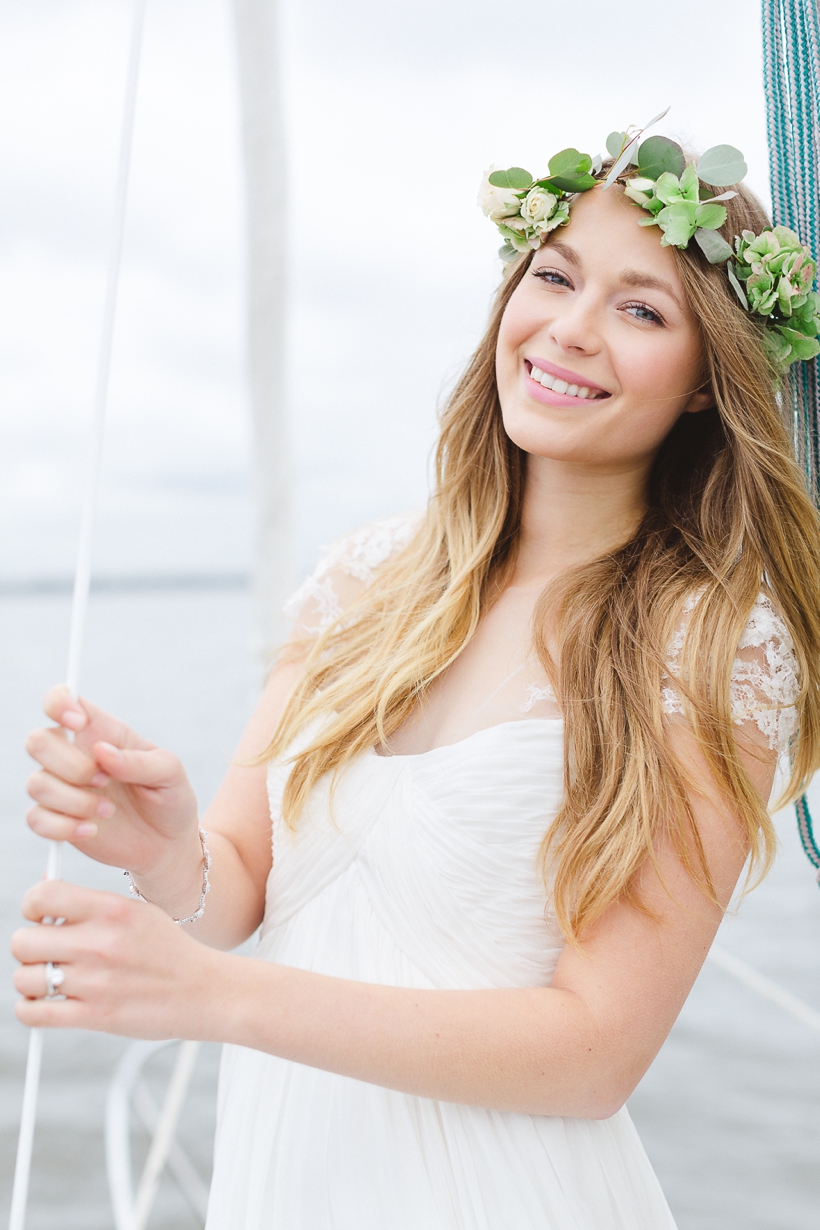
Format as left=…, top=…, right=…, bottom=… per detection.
left=0, top=0, right=769, bottom=581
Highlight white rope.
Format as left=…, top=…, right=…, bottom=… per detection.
left=707, top=943, right=820, bottom=1034
left=8, top=2, right=148, bottom=1226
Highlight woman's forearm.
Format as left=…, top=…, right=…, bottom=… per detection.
left=201, top=954, right=624, bottom=1119
left=129, top=830, right=264, bottom=951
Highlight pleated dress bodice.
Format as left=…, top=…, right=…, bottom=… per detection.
left=206, top=719, right=679, bottom=1230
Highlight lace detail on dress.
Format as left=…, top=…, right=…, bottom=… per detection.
left=521, top=682, right=557, bottom=713
left=661, top=591, right=800, bottom=755
left=284, top=512, right=421, bottom=636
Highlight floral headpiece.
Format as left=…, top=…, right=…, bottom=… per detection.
left=479, top=110, right=820, bottom=370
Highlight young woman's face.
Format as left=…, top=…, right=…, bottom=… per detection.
left=495, top=184, right=712, bottom=473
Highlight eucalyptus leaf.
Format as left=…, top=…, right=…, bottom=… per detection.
left=637, top=136, right=685, bottom=181
left=603, top=135, right=640, bottom=188
left=544, top=173, right=597, bottom=193
left=700, top=190, right=737, bottom=203
left=696, top=144, right=748, bottom=187
left=726, top=262, right=749, bottom=309
left=488, top=167, right=533, bottom=192
left=498, top=243, right=518, bottom=263
left=642, top=105, right=671, bottom=130
left=694, top=227, right=734, bottom=264
left=606, top=131, right=627, bottom=159
left=548, top=148, right=592, bottom=180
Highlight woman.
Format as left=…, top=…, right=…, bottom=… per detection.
left=13, top=128, right=820, bottom=1228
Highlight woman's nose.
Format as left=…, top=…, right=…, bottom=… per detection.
left=547, top=292, right=602, bottom=355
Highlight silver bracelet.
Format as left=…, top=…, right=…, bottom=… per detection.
left=124, top=828, right=212, bottom=925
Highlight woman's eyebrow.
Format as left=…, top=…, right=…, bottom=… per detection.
left=547, top=241, right=579, bottom=266
left=620, top=269, right=682, bottom=308
left=546, top=243, right=683, bottom=309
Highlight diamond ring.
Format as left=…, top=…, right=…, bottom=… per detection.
left=44, top=962, right=65, bottom=999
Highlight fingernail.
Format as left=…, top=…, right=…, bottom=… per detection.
left=97, top=742, right=120, bottom=758
left=96, top=800, right=115, bottom=819
left=77, top=822, right=98, bottom=837
left=62, top=709, right=85, bottom=731
left=91, top=772, right=109, bottom=787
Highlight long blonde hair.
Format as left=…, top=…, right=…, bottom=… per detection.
left=266, top=172, right=820, bottom=942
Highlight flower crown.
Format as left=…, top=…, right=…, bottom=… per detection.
left=479, top=110, right=820, bottom=370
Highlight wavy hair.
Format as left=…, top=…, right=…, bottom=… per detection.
left=264, top=169, right=820, bottom=942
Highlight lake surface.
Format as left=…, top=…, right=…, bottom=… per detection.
left=1, top=586, right=818, bottom=1229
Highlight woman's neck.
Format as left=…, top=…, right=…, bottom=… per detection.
left=511, top=454, right=649, bottom=589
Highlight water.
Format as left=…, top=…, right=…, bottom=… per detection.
left=1, top=586, right=818, bottom=1229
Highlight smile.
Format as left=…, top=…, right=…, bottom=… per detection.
left=525, top=360, right=610, bottom=404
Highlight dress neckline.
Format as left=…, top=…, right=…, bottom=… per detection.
left=371, top=715, right=563, bottom=761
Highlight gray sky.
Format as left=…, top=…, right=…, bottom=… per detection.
left=0, top=0, right=768, bottom=580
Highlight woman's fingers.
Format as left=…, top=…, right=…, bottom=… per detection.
left=91, top=742, right=185, bottom=789
left=27, top=769, right=114, bottom=821
left=19, top=878, right=130, bottom=928
left=15, top=996, right=87, bottom=1030
left=25, top=725, right=100, bottom=786
left=42, top=684, right=86, bottom=730
left=42, top=686, right=155, bottom=753
left=13, top=961, right=69, bottom=1000
left=27, top=804, right=100, bottom=842
left=10, top=877, right=214, bottom=1039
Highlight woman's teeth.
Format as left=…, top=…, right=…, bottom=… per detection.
left=528, top=366, right=605, bottom=400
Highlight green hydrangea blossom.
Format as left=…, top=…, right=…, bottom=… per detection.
left=731, top=227, right=820, bottom=366
left=624, top=163, right=728, bottom=249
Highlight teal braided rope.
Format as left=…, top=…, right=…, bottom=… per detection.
left=762, top=0, right=820, bottom=886
left=795, top=795, right=820, bottom=880
left=763, top=0, right=820, bottom=482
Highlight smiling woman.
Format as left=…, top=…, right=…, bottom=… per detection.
left=13, top=132, right=820, bottom=1230
left=496, top=189, right=713, bottom=464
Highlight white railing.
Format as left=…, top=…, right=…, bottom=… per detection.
left=105, top=1038, right=208, bottom=1230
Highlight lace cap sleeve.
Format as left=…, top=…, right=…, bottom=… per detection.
left=661, top=591, right=800, bottom=756
left=283, top=512, right=421, bottom=637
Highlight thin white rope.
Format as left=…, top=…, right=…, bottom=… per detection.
left=707, top=943, right=820, bottom=1033
left=8, top=2, right=148, bottom=1227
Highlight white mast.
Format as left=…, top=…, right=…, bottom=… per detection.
left=229, top=0, right=290, bottom=661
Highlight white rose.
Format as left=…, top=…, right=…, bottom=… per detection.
left=477, top=166, right=522, bottom=221
left=520, top=186, right=558, bottom=228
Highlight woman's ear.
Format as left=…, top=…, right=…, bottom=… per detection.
left=684, top=384, right=715, bottom=415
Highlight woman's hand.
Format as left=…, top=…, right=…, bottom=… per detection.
left=25, top=685, right=200, bottom=880
left=11, top=879, right=222, bottom=1038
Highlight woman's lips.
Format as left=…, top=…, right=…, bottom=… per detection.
left=524, top=358, right=611, bottom=407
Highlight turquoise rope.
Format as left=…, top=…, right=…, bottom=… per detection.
left=762, top=0, right=820, bottom=482
left=795, top=795, right=820, bottom=880
left=762, top=0, right=820, bottom=884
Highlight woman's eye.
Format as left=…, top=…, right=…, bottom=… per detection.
left=532, top=268, right=572, bottom=288
left=624, top=301, right=663, bottom=325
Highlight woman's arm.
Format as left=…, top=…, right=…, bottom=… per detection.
left=13, top=714, right=771, bottom=1118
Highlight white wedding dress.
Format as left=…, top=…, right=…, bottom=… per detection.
left=205, top=515, right=799, bottom=1230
